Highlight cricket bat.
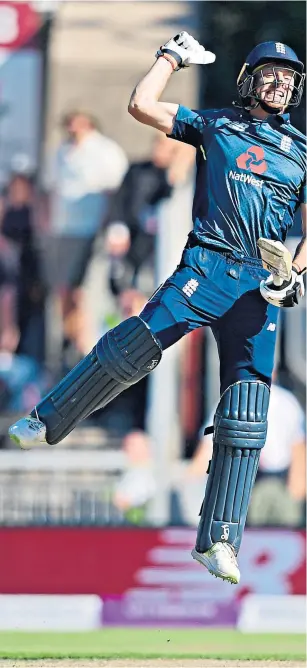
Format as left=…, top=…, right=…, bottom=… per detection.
left=257, top=238, right=293, bottom=286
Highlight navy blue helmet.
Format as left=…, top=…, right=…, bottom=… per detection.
left=237, top=41, right=305, bottom=110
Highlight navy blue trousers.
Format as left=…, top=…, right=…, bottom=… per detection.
left=140, top=245, right=279, bottom=394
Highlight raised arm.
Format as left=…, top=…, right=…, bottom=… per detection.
left=128, top=31, right=216, bottom=134
left=128, top=57, right=179, bottom=134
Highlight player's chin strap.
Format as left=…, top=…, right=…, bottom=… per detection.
left=232, top=99, right=285, bottom=115
left=258, top=99, right=285, bottom=114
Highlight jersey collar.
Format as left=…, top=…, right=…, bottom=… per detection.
left=278, top=112, right=290, bottom=124
left=236, top=107, right=290, bottom=125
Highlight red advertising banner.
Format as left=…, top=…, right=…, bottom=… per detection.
left=1, top=527, right=305, bottom=626
left=1, top=527, right=305, bottom=596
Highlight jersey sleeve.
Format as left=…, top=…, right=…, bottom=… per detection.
left=167, top=105, right=207, bottom=148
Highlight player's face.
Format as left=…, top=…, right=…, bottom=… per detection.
left=254, top=63, right=295, bottom=109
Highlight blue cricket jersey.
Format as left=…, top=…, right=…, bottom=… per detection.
left=168, top=105, right=307, bottom=258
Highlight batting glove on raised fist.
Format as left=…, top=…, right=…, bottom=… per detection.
left=260, top=267, right=305, bottom=308
left=156, top=31, right=216, bottom=71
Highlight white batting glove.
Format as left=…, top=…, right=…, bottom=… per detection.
left=156, top=31, right=216, bottom=71
left=260, top=267, right=305, bottom=308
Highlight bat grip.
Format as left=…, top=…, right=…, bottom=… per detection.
left=273, top=275, right=284, bottom=287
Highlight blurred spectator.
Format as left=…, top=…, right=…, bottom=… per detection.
left=107, top=132, right=195, bottom=294
left=105, top=222, right=133, bottom=296
left=248, top=382, right=306, bottom=527
left=181, top=379, right=306, bottom=527
left=44, top=109, right=128, bottom=360
left=118, top=288, right=148, bottom=321
left=113, top=430, right=157, bottom=524
left=0, top=347, right=43, bottom=414
left=0, top=234, right=19, bottom=360
left=82, top=134, right=195, bottom=347
left=0, top=173, right=45, bottom=363
left=0, top=173, right=46, bottom=414
left=0, top=239, right=42, bottom=414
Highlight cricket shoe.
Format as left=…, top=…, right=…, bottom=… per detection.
left=9, top=415, right=47, bottom=449
left=191, top=542, right=240, bottom=584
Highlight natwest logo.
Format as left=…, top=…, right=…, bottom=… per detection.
left=236, top=145, right=268, bottom=175
left=229, top=170, right=263, bottom=188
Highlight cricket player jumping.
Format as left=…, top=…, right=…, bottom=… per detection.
left=9, top=34, right=306, bottom=584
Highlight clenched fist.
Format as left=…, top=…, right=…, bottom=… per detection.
left=156, top=31, right=216, bottom=71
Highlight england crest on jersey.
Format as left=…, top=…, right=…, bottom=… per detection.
left=280, top=136, right=292, bottom=153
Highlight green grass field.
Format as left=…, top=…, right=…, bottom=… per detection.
left=0, top=628, right=305, bottom=660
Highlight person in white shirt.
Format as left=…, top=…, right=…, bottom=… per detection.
left=45, top=110, right=128, bottom=363
left=184, top=380, right=306, bottom=527
left=113, top=430, right=157, bottom=524
left=49, top=110, right=128, bottom=238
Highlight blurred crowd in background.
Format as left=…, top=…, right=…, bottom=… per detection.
left=0, top=0, right=305, bottom=529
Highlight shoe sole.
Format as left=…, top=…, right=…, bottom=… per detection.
left=9, top=432, right=20, bottom=446
left=191, top=548, right=239, bottom=584
left=8, top=429, right=46, bottom=449
left=9, top=431, right=35, bottom=449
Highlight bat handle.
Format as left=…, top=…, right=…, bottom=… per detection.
left=273, top=275, right=284, bottom=287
